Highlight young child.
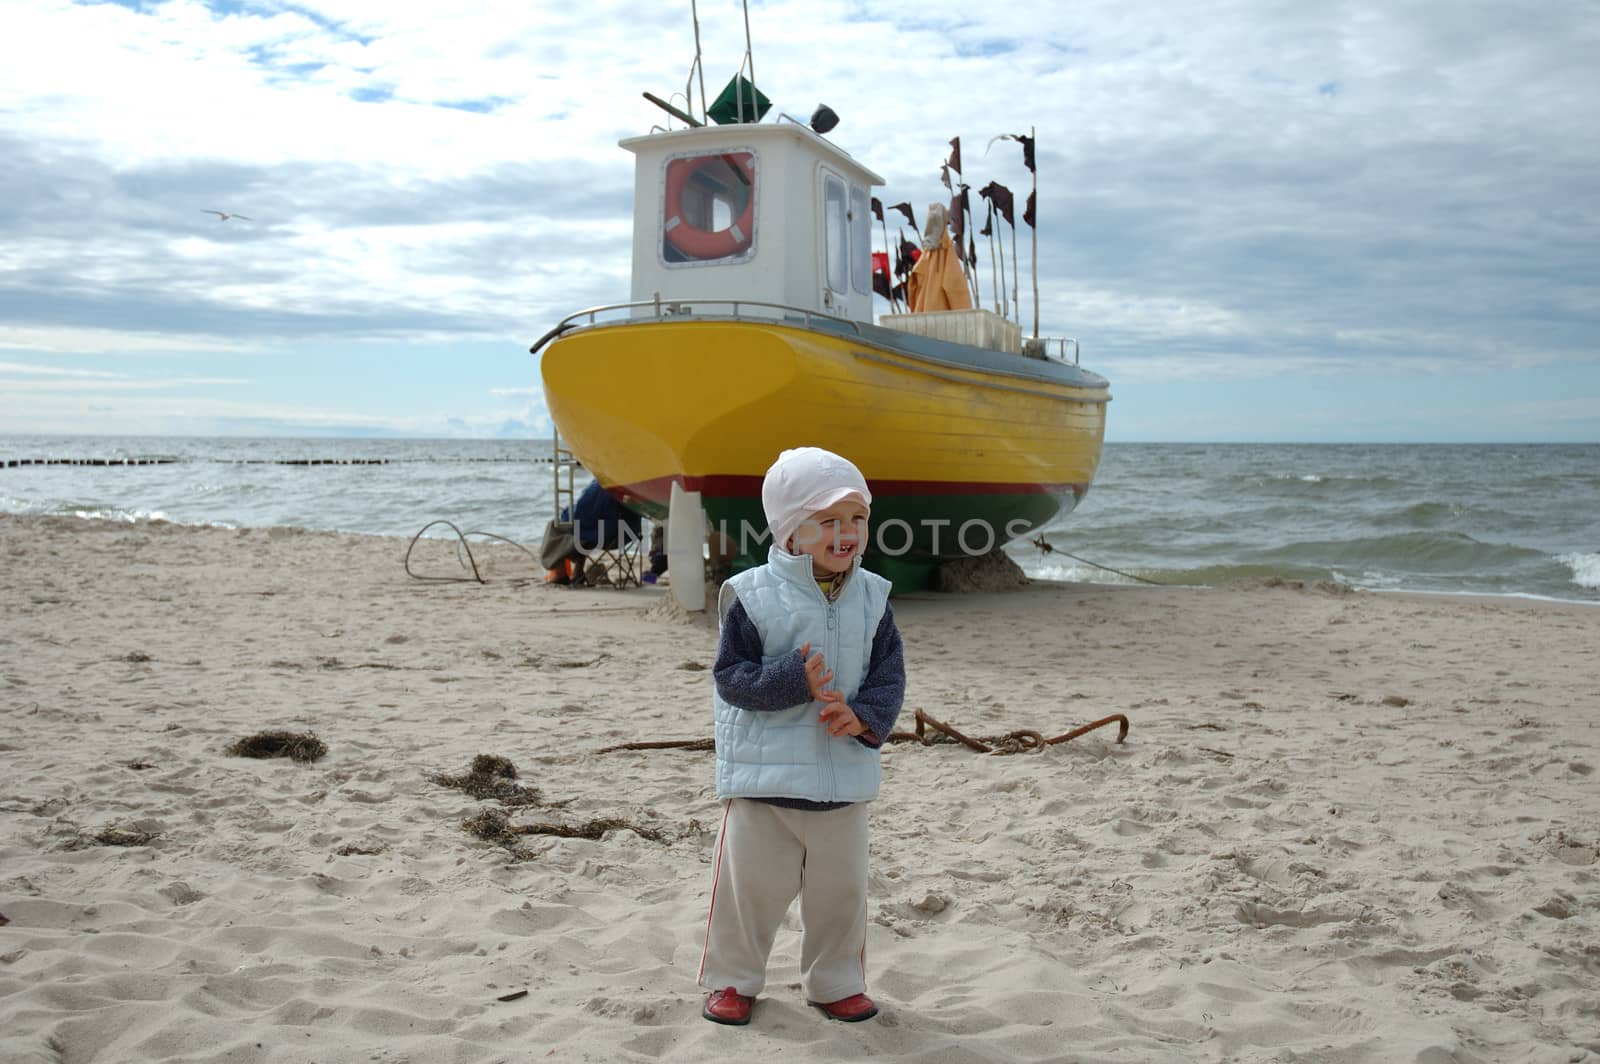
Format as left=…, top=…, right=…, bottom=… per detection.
left=698, top=447, right=906, bottom=1026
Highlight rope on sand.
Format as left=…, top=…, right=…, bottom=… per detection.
left=886, top=707, right=1130, bottom=754
left=403, top=519, right=541, bottom=584
left=593, top=708, right=1129, bottom=757
left=1030, top=535, right=1168, bottom=586
left=597, top=738, right=716, bottom=753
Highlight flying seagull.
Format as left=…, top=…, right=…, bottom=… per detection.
left=201, top=209, right=251, bottom=221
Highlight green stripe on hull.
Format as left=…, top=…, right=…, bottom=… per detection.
left=615, top=488, right=1084, bottom=593
left=701, top=492, right=1082, bottom=591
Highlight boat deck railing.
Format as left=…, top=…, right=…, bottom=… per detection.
left=533, top=297, right=1084, bottom=367
left=556, top=297, right=863, bottom=334
left=1024, top=336, right=1082, bottom=366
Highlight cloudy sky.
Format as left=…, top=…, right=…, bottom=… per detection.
left=1, top=0, right=1596, bottom=442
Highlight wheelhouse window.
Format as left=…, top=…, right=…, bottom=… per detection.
left=823, top=174, right=848, bottom=295
left=850, top=184, right=871, bottom=295
left=661, top=150, right=757, bottom=266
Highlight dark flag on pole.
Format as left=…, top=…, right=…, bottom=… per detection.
left=947, top=136, right=962, bottom=175
left=1023, top=190, right=1035, bottom=229
left=870, top=197, right=884, bottom=223
left=968, top=235, right=978, bottom=269
left=979, top=201, right=993, bottom=238
left=896, top=235, right=920, bottom=278
left=949, top=184, right=969, bottom=249
left=988, top=132, right=1036, bottom=173
left=1014, top=133, right=1035, bottom=172
left=888, top=202, right=917, bottom=230
left=978, top=181, right=1016, bottom=227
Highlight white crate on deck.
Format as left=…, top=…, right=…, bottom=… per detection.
left=879, top=308, right=1022, bottom=354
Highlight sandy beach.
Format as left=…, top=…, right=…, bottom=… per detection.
left=1, top=513, right=1597, bottom=1063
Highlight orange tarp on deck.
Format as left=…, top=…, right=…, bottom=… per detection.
left=906, top=232, right=972, bottom=313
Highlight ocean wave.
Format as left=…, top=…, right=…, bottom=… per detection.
left=1557, top=552, right=1600, bottom=589
left=1256, top=531, right=1548, bottom=573
left=1241, top=473, right=1406, bottom=494
left=0, top=496, right=157, bottom=523
left=1157, top=562, right=1339, bottom=587
left=1024, top=556, right=1336, bottom=588
left=39, top=504, right=239, bottom=530
left=70, top=505, right=172, bottom=524
left=0, top=501, right=174, bottom=523
left=1023, top=556, right=1162, bottom=585
left=1370, top=500, right=1463, bottom=527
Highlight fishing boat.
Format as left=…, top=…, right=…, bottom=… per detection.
left=531, top=35, right=1110, bottom=594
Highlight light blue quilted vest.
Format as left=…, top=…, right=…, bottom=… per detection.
left=713, top=547, right=892, bottom=803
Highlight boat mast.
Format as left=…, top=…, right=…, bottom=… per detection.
left=690, top=0, right=707, bottom=122
left=985, top=203, right=1000, bottom=314
left=1011, top=191, right=1020, bottom=326
left=741, top=0, right=755, bottom=123
left=1030, top=125, right=1039, bottom=338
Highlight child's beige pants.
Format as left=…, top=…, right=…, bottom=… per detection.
left=697, top=798, right=870, bottom=1002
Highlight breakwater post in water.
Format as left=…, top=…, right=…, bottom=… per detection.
left=2, top=457, right=560, bottom=468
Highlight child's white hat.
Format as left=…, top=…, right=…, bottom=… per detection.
left=761, top=447, right=872, bottom=550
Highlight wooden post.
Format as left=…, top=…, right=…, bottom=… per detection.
left=1011, top=212, right=1021, bottom=326
left=985, top=203, right=1000, bottom=314
left=961, top=195, right=980, bottom=308
left=879, top=214, right=897, bottom=312
left=996, top=209, right=1009, bottom=319
left=1030, top=126, right=1039, bottom=338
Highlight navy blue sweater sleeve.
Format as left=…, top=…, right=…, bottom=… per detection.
left=712, top=597, right=812, bottom=711
left=851, top=604, right=906, bottom=748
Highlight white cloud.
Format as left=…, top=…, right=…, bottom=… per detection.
left=0, top=325, right=255, bottom=355
left=0, top=360, right=125, bottom=378
left=0, top=388, right=467, bottom=437
left=1, top=374, right=250, bottom=390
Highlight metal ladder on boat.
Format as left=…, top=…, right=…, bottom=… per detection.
left=549, top=430, right=642, bottom=588
left=552, top=429, right=576, bottom=527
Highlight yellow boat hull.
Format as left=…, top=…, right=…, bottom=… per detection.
left=540, top=317, right=1109, bottom=572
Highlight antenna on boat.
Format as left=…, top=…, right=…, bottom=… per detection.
left=643, top=1, right=713, bottom=128
left=689, top=0, right=708, bottom=124
left=653, top=1, right=767, bottom=128
left=740, top=0, right=756, bottom=124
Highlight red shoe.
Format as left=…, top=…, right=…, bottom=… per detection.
left=809, top=993, right=878, bottom=1022
left=702, top=986, right=754, bottom=1025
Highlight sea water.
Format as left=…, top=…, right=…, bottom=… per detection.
left=2, top=437, right=1596, bottom=603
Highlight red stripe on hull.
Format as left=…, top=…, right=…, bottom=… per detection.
left=613, top=473, right=1086, bottom=509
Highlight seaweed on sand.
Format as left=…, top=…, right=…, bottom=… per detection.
left=64, top=823, right=160, bottom=849
left=461, top=807, right=667, bottom=859
left=518, top=817, right=666, bottom=843
left=427, top=754, right=542, bottom=806
left=225, top=730, right=327, bottom=763
left=93, top=825, right=158, bottom=846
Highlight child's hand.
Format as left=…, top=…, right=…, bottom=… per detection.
left=799, top=642, right=834, bottom=702
left=818, top=693, right=866, bottom=738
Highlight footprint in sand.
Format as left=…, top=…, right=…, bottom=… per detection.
left=1435, top=881, right=1497, bottom=920
left=1233, top=900, right=1352, bottom=929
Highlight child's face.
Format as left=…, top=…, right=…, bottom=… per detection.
left=789, top=497, right=870, bottom=577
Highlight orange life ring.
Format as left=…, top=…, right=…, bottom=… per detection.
left=664, top=154, right=755, bottom=260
